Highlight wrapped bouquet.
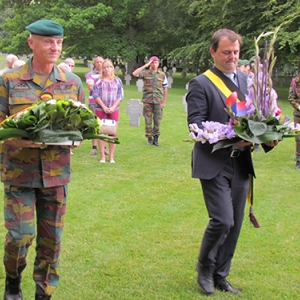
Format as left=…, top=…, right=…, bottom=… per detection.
left=0, top=98, right=119, bottom=144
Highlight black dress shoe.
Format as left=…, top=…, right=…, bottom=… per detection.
left=196, top=262, right=214, bottom=295
left=215, top=279, right=242, bottom=294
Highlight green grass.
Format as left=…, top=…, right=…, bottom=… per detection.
left=0, top=59, right=300, bottom=299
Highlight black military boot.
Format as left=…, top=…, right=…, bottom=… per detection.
left=153, top=136, right=160, bottom=146
left=147, top=137, right=153, bottom=145
left=4, top=275, right=22, bottom=300
left=35, top=294, right=51, bottom=300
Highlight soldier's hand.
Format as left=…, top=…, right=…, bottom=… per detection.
left=3, top=138, right=45, bottom=148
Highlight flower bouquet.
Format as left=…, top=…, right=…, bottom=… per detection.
left=0, top=98, right=119, bottom=144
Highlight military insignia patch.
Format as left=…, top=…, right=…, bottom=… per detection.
left=57, top=85, right=72, bottom=90
left=14, top=83, right=30, bottom=90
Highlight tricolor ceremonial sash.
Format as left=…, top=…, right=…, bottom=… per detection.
left=204, top=69, right=248, bottom=116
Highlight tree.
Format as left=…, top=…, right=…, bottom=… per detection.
left=168, top=0, right=300, bottom=73
left=0, top=0, right=299, bottom=73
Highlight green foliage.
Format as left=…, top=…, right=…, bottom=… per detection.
left=0, top=0, right=299, bottom=70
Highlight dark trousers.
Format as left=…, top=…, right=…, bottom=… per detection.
left=199, top=157, right=249, bottom=282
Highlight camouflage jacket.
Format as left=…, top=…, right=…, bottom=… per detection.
left=140, top=69, right=168, bottom=104
left=0, top=58, right=85, bottom=188
left=288, top=74, right=300, bottom=117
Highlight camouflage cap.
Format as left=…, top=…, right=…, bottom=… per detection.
left=25, top=19, right=64, bottom=38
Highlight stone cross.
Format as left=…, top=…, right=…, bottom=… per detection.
left=183, top=94, right=187, bottom=113
left=183, top=82, right=189, bottom=113
left=126, top=99, right=143, bottom=126
left=167, top=76, right=173, bottom=88
left=136, top=79, right=144, bottom=92
left=124, top=74, right=132, bottom=85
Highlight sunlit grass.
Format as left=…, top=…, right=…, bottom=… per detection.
left=0, top=58, right=299, bottom=299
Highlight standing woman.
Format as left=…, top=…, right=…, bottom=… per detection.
left=92, top=59, right=123, bottom=163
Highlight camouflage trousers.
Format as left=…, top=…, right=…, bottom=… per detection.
left=143, top=103, right=163, bottom=138
left=3, top=184, right=67, bottom=296
left=295, top=115, right=300, bottom=161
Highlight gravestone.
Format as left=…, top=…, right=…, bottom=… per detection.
left=172, top=67, right=177, bottom=74
left=126, top=99, right=143, bottom=126
left=163, top=66, right=167, bottom=72
left=124, top=74, right=132, bottom=85
left=182, top=93, right=187, bottom=105
left=182, top=94, right=187, bottom=113
left=183, top=82, right=189, bottom=113
left=136, top=79, right=144, bottom=92
left=167, top=76, right=173, bottom=88
left=115, top=66, right=120, bottom=73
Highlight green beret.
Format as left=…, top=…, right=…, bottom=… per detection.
left=238, top=59, right=244, bottom=66
left=243, top=59, right=250, bottom=66
left=25, top=19, right=64, bottom=38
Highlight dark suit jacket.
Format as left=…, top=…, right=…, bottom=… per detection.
left=187, top=67, right=255, bottom=180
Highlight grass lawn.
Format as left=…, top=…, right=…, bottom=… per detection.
left=0, top=58, right=299, bottom=299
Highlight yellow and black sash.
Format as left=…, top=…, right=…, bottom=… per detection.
left=203, top=68, right=245, bottom=101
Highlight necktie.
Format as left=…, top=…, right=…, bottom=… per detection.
left=229, top=73, right=238, bottom=86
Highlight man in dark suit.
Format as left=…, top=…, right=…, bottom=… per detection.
left=186, top=28, right=278, bottom=295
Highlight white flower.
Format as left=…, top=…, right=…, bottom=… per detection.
left=47, top=99, right=57, bottom=105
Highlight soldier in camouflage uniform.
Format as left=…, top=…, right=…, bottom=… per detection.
left=288, top=74, right=300, bottom=168
left=0, top=20, right=84, bottom=300
left=132, top=56, right=168, bottom=146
